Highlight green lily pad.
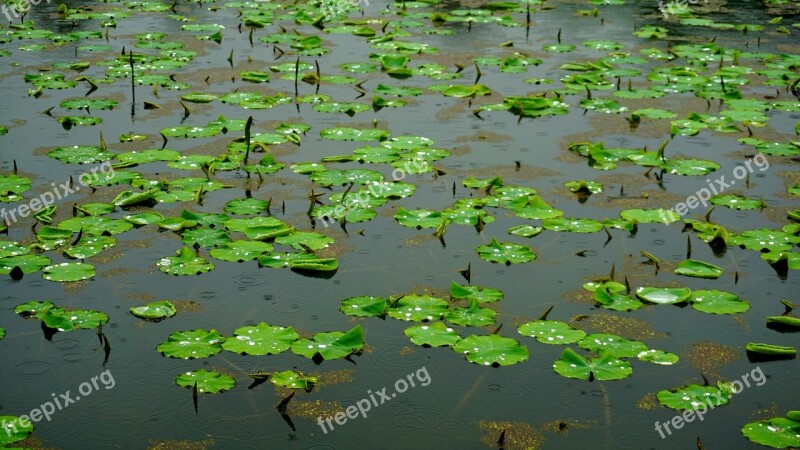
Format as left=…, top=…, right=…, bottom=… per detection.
left=48, top=145, right=114, bottom=164
left=124, top=212, right=166, bottom=225
left=578, top=333, right=648, bottom=358
left=453, top=334, right=529, bottom=367
left=310, top=169, right=384, bottom=187
left=291, top=325, right=364, bottom=360
left=508, top=225, right=543, bottom=238
left=157, top=329, right=226, bottom=359
left=58, top=217, right=133, bottom=236
left=320, top=127, right=390, bottom=141
left=15, top=301, right=55, bottom=319
left=0, top=415, right=34, bottom=446
left=405, top=321, right=461, bottom=347
left=450, top=282, right=504, bottom=304
left=340, top=296, right=390, bottom=317
left=444, top=298, right=497, bottom=327
left=733, top=229, right=800, bottom=252
left=270, top=370, right=318, bottom=391
left=593, top=285, right=643, bottom=311
left=224, top=198, right=270, bottom=215
left=0, top=254, right=50, bottom=275
left=742, top=417, right=800, bottom=448
left=636, top=287, right=692, bottom=304
left=180, top=93, right=217, bottom=103
left=387, top=295, right=449, bottom=322
left=64, top=235, right=116, bottom=259
left=274, top=232, right=334, bottom=251
left=553, top=348, right=632, bottom=381
left=475, top=239, right=536, bottom=265
left=620, top=208, right=680, bottom=224
left=543, top=218, right=604, bottom=233
left=222, top=322, right=299, bottom=356
left=176, top=370, right=235, bottom=394
left=42, top=262, right=95, bottom=281
left=130, top=301, right=177, bottom=320
left=209, top=241, right=273, bottom=262
left=160, top=125, right=221, bottom=139
left=518, top=320, right=586, bottom=345
left=181, top=228, right=231, bottom=248
left=688, top=290, right=749, bottom=314
left=157, top=246, right=215, bottom=276
left=637, top=349, right=679, bottom=365
left=45, top=308, right=108, bottom=330
left=657, top=383, right=733, bottom=411
left=60, top=98, right=118, bottom=110
left=394, top=208, right=444, bottom=229
left=565, top=180, right=604, bottom=194
left=674, top=259, right=724, bottom=279
left=511, top=195, right=563, bottom=220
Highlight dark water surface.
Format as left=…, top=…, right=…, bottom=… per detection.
left=1, top=0, right=799, bottom=449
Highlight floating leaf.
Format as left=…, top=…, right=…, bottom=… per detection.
left=209, top=240, right=272, bottom=262
left=270, top=370, right=318, bottom=390
left=387, top=295, right=449, bottom=322
left=689, top=290, right=750, bottom=314
left=518, top=320, right=586, bottom=345
left=593, top=285, right=643, bottom=311
left=157, top=246, right=215, bottom=276
left=176, top=370, right=235, bottom=394
left=0, top=415, right=34, bottom=446
left=674, top=259, right=724, bottom=279
left=405, top=321, right=461, bottom=347
left=157, top=329, right=225, bottom=359
left=637, top=349, right=679, bottom=365
left=42, top=262, right=95, bottom=282
left=340, top=296, right=389, bottom=317
left=553, top=348, right=632, bottom=381
left=636, top=287, right=692, bottom=305
left=475, top=239, right=536, bottom=265
left=291, top=325, right=364, bottom=360
left=130, top=301, right=177, bottom=320
left=444, top=298, right=497, bottom=327
left=0, top=254, right=51, bottom=275
left=578, top=333, right=648, bottom=358
left=394, top=208, right=444, bottom=229
left=657, top=383, right=733, bottom=411
left=453, top=334, right=529, bottom=367
left=450, top=282, right=504, bottom=304
left=222, top=322, right=299, bottom=356
left=742, top=417, right=800, bottom=448
left=224, top=198, right=270, bottom=215
left=543, top=218, right=604, bottom=233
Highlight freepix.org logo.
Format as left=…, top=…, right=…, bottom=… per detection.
left=2, top=370, right=116, bottom=437
left=1, top=0, right=51, bottom=22
left=0, top=161, right=114, bottom=226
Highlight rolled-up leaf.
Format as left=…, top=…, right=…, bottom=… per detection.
left=766, top=316, right=800, bottom=329
left=746, top=342, right=797, bottom=358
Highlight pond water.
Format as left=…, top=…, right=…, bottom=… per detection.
left=0, top=0, right=799, bottom=448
